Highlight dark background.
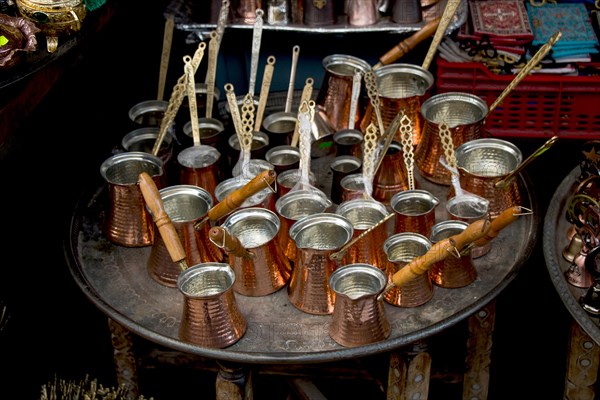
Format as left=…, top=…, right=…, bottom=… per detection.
left=0, top=0, right=592, bottom=398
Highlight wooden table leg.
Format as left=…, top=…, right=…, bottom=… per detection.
left=216, top=361, right=253, bottom=400
left=387, top=341, right=431, bottom=400
left=463, top=300, right=496, bottom=400
left=564, top=320, right=599, bottom=400
left=107, top=318, right=139, bottom=398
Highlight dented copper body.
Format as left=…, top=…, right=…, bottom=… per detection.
left=428, top=220, right=477, bottom=288
left=178, top=263, right=247, bottom=348
left=220, top=207, right=291, bottom=296
left=288, top=213, right=354, bottom=315
left=415, top=92, right=488, bottom=185
left=100, top=151, right=164, bottom=247
left=335, top=198, right=389, bottom=269
left=147, top=185, right=223, bottom=287
left=383, top=232, right=434, bottom=307
left=329, top=264, right=390, bottom=347
left=452, top=138, right=523, bottom=219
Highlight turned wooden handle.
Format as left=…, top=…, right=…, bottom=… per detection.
left=377, top=17, right=441, bottom=67
left=209, top=226, right=252, bottom=258
left=206, top=169, right=276, bottom=222
left=138, top=172, right=187, bottom=266
left=391, top=218, right=490, bottom=287
left=474, top=206, right=522, bottom=247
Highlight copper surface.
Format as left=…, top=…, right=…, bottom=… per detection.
left=333, top=128, right=363, bottom=159
left=147, top=185, right=222, bottom=287
left=372, top=142, right=411, bottom=205
left=288, top=213, right=354, bottom=315
left=391, top=189, right=439, bottom=238
left=178, top=264, right=247, bottom=348
left=329, top=264, right=390, bottom=347
left=415, top=92, right=488, bottom=185
left=335, top=198, right=389, bottom=269
left=316, top=54, right=371, bottom=132
left=360, top=64, right=433, bottom=147
left=177, top=145, right=222, bottom=203
left=428, top=220, right=477, bottom=288
left=275, top=189, right=333, bottom=264
left=383, top=232, right=434, bottom=307
left=451, top=138, right=523, bottom=219
left=347, top=0, right=379, bottom=26
left=220, top=208, right=291, bottom=296
left=100, top=152, right=164, bottom=247
left=330, top=155, right=362, bottom=205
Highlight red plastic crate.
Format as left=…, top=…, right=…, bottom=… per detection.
left=435, top=57, right=600, bottom=139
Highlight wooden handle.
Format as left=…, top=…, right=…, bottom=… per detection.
left=209, top=226, right=252, bottom=258
left=474, top=206, right=522, bottom=247
left=138, top=172, right=187, bottom=268
left=206, top=169, right=277, bottom=223
left=391, top=218, right=490, bottom=287
left=376, top=17, right=441, bottom=68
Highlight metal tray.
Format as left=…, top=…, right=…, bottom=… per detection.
left=543, top=166, right=600, bottom=345
left=65, top=163, right=537, bottom=364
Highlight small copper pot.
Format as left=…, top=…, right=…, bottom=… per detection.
left=316, top=54, right=371, bottom=132
left=220, top=208, right=291, bottom=296
left=335, top=198, right=389, bottom=269
left=390, top=189, right=439, bottom=238
left=383, top=232, right=434, bottom=307
left=451, top=138, right=523, bottom=219
left=100, top=152, right=163, bottom=247
left=360, top=64, right=434, bottom=147
left=415, top=92, right=488, bottom=185
left=178, top=263, right=247, bottom=348
left=429, top=220, right=477, bottom=288
left=288, top=213, right=354, bottom=315
left=329, top=264, right=390, bottom=347
left=146, top=185, right=223, bottom=287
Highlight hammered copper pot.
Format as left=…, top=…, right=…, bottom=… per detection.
left=360, top=63, right=434, bottom=147
left=428, top=220, right=477, bottom=288
left=335, top=198, right=390, bottom=270
left=288, top=213, right=354, bottom=315
left=146, top=185, right=223, bottom=287
left=383, top=232, right=434, bottom=307
left=177, top=263, right=247, bottom=348
left=415, top=92, right=488, bottom=185
left=451, top=138, right=523, bottom=219
left=329, top=263, right=390, bottom=347
left=100, top=151, right=164, bottom=247
left=316, top=54, right=371, bottom=132
left=220, top=207, right=291, bottom=296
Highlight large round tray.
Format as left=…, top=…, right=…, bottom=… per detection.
left=65, top=163, right=537, bottom=364
left=543, top=166, right=600, bottom=345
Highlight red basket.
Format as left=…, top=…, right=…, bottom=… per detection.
left=435, top=57, right=600, bottom=139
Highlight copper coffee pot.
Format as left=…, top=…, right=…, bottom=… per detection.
left=384, top=218, right=491, bottom=293
left=139, top=170, right=276, bottom=271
